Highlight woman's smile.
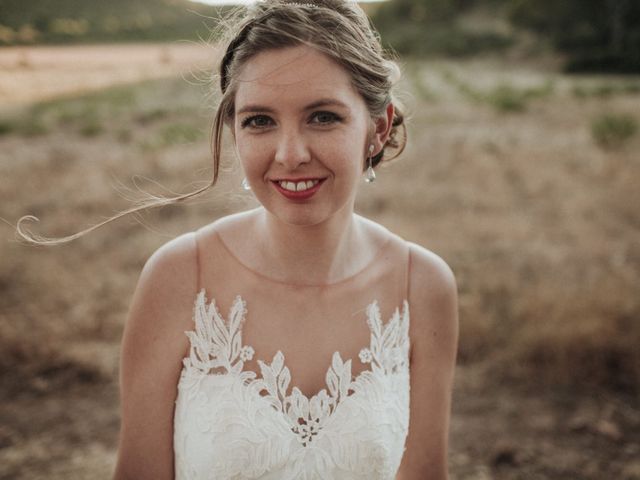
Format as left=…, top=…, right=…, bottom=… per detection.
left=272, top=177, right=327, bottom=200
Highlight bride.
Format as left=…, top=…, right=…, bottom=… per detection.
left=18, top=1, right=458, bottom=478
left=113, top=1, right=458, bottom=479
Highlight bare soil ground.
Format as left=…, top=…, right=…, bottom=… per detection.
left=1, top=44, right=639, bottom=479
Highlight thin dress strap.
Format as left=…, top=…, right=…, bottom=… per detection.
left=193, top=229, right=202, bottom=294
left=403, top=240, right=412, bottom=361
left=404, top=240, right=412, bottom=302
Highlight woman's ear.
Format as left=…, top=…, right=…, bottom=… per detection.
left=371, top=103, right=395, bottom=156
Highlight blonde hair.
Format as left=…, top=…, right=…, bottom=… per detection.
left=17, top=0, right=407, bottom=245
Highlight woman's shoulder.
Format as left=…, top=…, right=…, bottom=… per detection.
left=358, top=219, right=458, bottom=346
left=193, top=209, right=259, bottom=247
left=407, top=241, right=456, bottom=295
left=129, top=230, right=199, bottom=314
left=354, top=214, right=406, bottom=252
left=360, top=216, right=458, bottom=334
left=145, top=230, right=198, bottom=275
left=139, top=210, right=258, bottom=288
left=146, top=209, right=255, bottom=264
left=356, top=215, right=453, bottom=279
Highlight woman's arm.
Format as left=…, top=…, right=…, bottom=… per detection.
left=113, top=232, right=198, bottom=480
left=396, top=242, right=459, bottom=480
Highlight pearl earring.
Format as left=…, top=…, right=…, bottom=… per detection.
left=365, top=145, right=376, bottom=183
left=241, top=177, right=252, bottom=191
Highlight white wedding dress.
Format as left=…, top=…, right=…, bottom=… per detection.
left=173, top=228, right=412, bottom=479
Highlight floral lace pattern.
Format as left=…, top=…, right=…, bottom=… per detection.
left=174, top=289, right=411, bottom=480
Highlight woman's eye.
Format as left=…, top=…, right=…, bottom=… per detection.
left=310, top=111, right=341, bottom=125
left=240, top=115, right=273, bottom=129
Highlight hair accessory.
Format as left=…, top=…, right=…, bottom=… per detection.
left=241, top=177, right=252, bottom=191
left=287, top=2, right=319, bottom=8
left=365, top=145, right=376, bottom=183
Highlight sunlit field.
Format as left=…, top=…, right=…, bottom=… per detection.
left=1, top=44, right=639, bottom=479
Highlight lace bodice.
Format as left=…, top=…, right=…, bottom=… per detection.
left=173, top=288, right=411, bottom=480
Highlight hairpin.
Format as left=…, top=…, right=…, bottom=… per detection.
left=287, top=2, right=319, bottom=8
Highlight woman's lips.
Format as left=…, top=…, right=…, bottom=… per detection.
left=271, top=178, right=326, bottom=200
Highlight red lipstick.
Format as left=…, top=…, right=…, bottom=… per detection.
left=272, top=178, right=326, bottom=201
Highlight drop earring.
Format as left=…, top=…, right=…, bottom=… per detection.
left=241, top=177, right=252, bottom=191
left=365, top=145, right=376, bottom=183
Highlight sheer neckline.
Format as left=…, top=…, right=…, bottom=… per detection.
left=180, top=288, right=411, bottom=446
left=214, top=231, right=393, bottom=288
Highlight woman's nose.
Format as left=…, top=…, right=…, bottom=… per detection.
left=274, top=128, right=311, bottom=169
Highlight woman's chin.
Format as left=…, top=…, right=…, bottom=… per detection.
left=255, top=185, right=355, bottom=228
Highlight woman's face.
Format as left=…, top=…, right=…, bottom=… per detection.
left=233, top=45, right=375, bottom=227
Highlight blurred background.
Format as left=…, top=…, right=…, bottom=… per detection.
left=0, top=0, right=639, bottom=479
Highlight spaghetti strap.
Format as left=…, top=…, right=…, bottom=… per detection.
left=193, top=229, right=202, bottom=294
left=405, top=241, right=412, bottom=305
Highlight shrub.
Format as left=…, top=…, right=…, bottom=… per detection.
left=485, top=84, right=528, bottom=112
left=0, top=119, right=16, bottom=136
left=591, top=113, right=638, bottom=149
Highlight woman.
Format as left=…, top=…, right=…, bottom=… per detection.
left=19, top=1, right=457, bottom=478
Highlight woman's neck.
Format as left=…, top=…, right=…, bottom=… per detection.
left=250, top=206, right=368, bottom=285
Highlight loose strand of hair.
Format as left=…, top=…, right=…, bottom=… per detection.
left=14, top=180, right=216, bottom=247
left=15, top=103, right=226, bottom=247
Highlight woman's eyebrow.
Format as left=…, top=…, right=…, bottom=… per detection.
left=304, top=99, right=350, bottom=110
left=236, top=105, right=276, bottom=115
left=236, top=99, right=349, bottom=115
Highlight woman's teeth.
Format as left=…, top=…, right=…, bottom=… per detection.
left=278, top=180, right=320, bottom=192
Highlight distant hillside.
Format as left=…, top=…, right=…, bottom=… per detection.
left=0, top=0, right=221, bottom=45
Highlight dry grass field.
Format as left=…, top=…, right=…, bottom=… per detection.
left=0, top=43, right=214, bottom=106
left=1, top=44, right=639, bottom=479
